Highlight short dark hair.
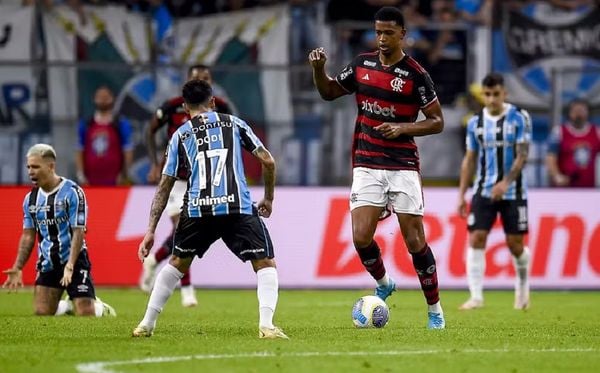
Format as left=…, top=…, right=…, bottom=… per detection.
left=188, top=64, right=210, bottom=76
left=374, top=7, right=405, bottom=28
left=482, top=73, right=504, bottom=88
left=568, top=98, right=589, bottom=111
left=182, top=79, right=213, bottom=107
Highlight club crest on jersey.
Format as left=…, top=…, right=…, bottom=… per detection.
left=390, top=77, right=405, bottom=92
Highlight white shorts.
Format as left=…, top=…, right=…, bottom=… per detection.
left=166, top=179, right=187, bottom=217
left=349, top=167, right=424, bottom=216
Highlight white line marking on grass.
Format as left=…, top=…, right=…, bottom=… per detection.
left=76, top=348, right=598, bottom=373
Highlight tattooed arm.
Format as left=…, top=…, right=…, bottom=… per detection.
left=491, top=142, right=529, bottom=201
left=148, top=175, right=177, bottom=233
left=3, top=229, right=36, bottom=290
left=138, top=175, right=176, bottom=261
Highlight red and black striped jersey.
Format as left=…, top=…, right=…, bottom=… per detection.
left=335, top=51, right=438, bottom=171
left=156, top=95, right=233, bottom=139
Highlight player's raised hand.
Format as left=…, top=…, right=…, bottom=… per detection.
left=257, top=199, right=273, bottom=218
left=308, top=47, right=327, bottom=69
left=138, top=232, right=155, bottom=262
left=2, top=268, right=23, bottom=292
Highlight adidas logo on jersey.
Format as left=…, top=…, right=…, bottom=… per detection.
left=362, top=73, right=370, bottom=80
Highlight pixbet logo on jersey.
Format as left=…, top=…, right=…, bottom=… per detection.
left=361, top=100, right=396, bottom=118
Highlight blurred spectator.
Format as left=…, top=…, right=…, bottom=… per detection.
left=546, top=99, right=600, bottom=188
left=290, top=0, right=319, bottom=64
left=455, top=0, right=492, bottom=25
left=423, top=2, right=467, bottom=104
left=76, top=86, right=133, bottom=186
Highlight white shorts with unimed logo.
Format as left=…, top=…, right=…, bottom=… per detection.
left=349, top=167, right=424, bottom=216
left=166, top=179, right=187, bottom=217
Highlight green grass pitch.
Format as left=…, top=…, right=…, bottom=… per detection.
left=1, top=289, right=599, bottom=372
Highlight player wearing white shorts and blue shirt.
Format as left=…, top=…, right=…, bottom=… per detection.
left=309, top=6, right=445, bottom=329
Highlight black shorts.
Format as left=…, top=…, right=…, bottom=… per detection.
left=35, top=250, right=96, bottom=299
left=468, top=194, right=529, bottom=234
left=173, top=209, right=275, bottom=262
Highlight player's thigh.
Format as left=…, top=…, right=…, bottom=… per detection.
left=468, top=194, right=498, bottom=233
left=350, top=167, right=388, bottom=210
left=386, top=170, right=424, bottom=216
left=222, top=213, right=275, bottom=263
left=351, top=206, right=383, bottom=247
left=499, top=199, right=529, bottom=235
left=396, top=213, right=426, bottom=252
left=66, top=250, right=96, bottom=300
left=165, top=180, right=186, bottom=217
left=33, top=285, right=63, bottom=315
left=173, top=214, right=221, bottom=259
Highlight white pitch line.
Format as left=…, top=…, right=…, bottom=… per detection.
left=76, top=348, right=598, bottom=373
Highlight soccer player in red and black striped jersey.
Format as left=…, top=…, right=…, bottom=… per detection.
left=309, top=6, right=445, bottom=329
left=141, top=64, right=233, bottom=307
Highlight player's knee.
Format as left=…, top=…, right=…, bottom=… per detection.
left=403, top=235, right=424, bottom=253
left=73, top=299, right=95, bottom=316
left=252, top=258, right=276, bottom=272
left=34, top=306, right=54, bottom=316
left=470, top=231, right=488, bottom=247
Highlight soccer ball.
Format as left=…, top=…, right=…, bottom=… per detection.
left=351, top=295, right=390, bottom=328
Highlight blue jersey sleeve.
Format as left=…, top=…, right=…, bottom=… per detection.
left=68, top=186, right=88, bottom=228
left=163, top=131, right=181, bottom=177
left=465, top=116, right=479, bottom=152
left=77, top=119, right=87, bottom=151
left=516, top=109, right=532, bottom=144
left=22, top=193, right=34, bottom=229
left=118, top=118, right=134, bottom=151
left=234, top=117, right=264, bottom=153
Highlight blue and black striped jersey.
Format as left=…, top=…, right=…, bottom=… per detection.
left=163, top=112, right=264, bottom=217
left=466, top=103, right=531, bottom=200
left=22, top=178, right=88, bottom=273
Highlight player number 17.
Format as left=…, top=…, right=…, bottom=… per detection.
left=196, top=149, right=228, bottom=190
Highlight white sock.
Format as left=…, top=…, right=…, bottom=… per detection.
left=140, top=264, right=184, bottom=328
left=513, top=246, right=530, bottom=290
left=55, top=300, right=73, bottom=316
left=93, top=299, right=104, bottom=317
left=257, top=267, right=278, bottom=329
left=428, top=301, right=443, bottom=314
left=376, top=273, right=390, bottom=287
left=466, top=247, right=485, bottom=301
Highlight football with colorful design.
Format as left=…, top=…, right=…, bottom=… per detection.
left=351, top=295, right=390, bottom=328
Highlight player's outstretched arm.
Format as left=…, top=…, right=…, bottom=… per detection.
left=60, top=227, right=84, bottom=287
left=2, top=228, right=36, bottom=291
left=139, top=174, right=176, bottom=261
left=308, top=48, right=347, bottom=101
left=253, top=146, right=276, bottom=218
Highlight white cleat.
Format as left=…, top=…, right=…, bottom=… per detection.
left=459, top=298, right=484, bottom=310
left=139, top=255, right=158, bottom=293
left=181, top=285, right=198, bottom=307
left=132, top=324, right=154, bottom=337
left=101, top=301, right=117, bottom=317
left=259, top=326, right=289, bottom=340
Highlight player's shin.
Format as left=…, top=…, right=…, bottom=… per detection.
left=466, top=247, right=485, bottom=301
left=411, top=244, right=441, bottom=311
left=356, top=241, right=388, bottom=285
left=513, top=246, right=530, bottom=309
left=140, top=264, right=184, bottom=328
left=256, top=267, right=278, bottom=329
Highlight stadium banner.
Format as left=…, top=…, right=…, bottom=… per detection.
left=0, top=5, right=33, bottom=61
left=0, top=187, right=598, bottom=290
left=492, top=4, right=600, bottom=108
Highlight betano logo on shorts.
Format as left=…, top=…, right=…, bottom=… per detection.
left=361, top=100, right=396, bottom=118
left=190, top=194, right=236, bottom=207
